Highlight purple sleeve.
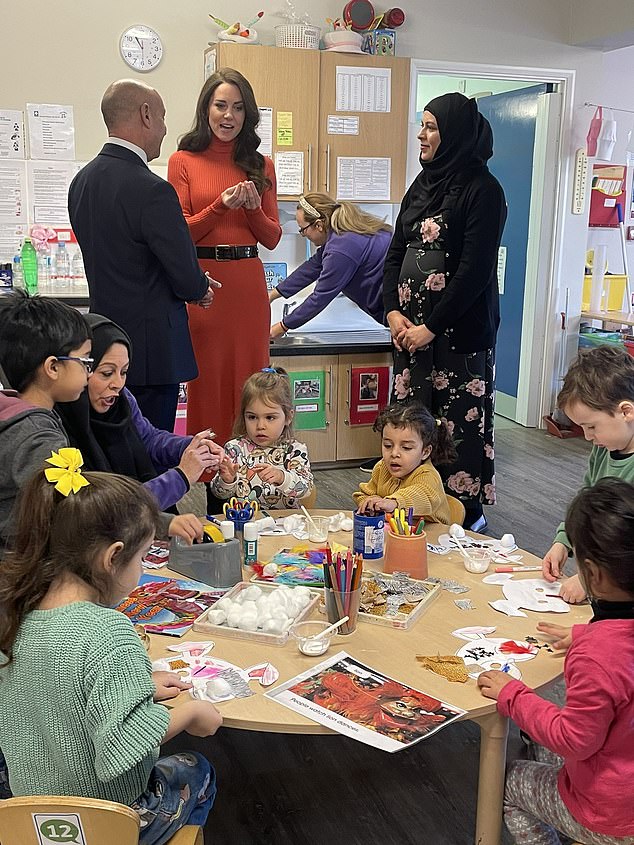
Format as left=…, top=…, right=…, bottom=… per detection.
left=126, top=389, right=191, bottom=471
left=144, top=471, right=188, bottom=511
left=275, top=250, right=324, bottom=300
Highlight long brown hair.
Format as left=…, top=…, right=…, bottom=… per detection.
left=373, top=402, right=457, bottom=465
left=177, top=67, right=270, bottom=193
left=0, top=469, right=158, bottom=665
left=233, top=367, right=295, bottom=442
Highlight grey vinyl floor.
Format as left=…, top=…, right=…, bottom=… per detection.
left=172, top=420, right=591, bottom=845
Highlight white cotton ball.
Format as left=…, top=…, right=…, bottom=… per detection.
left=242, top=585, right=263, bottom=601
left=263, top=618, right=286, bottom=634
left=449, top=523, right=466, bottom=539
left=277, top=585, right=291, bottom=592
left=270, top=608, right=289, bottom=623
left=206, top=608, right=227, bottom=626
left=255, top=609, right=272, bottom=628
left=237, top=611, right=258, bottom=631
left=241, top=600, right=258, bottom=615
left=226, top=610, right=242, bottom=628
left=255, top=594, right=270, bottom=609
left=501, top=533, right=516, bottom=549
left=206, top=678, right=232, bottom=700
left=267, top=592, right=284, bottom=609
left=285, top=600, right=302, bottom=620
left=294, top=593, right=311, bottom=610
left=292, top=586, right=311, bottom=599
left=263, top=562, right=278, bottom=577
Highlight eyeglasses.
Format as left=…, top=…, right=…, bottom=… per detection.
left=298, top=220, right=318, bottom=235
left=56, top=356, right=94, bottom=373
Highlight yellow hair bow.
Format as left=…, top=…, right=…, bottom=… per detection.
left=44, top=448, right=90, bottom=496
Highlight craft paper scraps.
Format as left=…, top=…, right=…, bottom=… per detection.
left=502, top=579, right=570, bottom=614
left=489, top=599, right=527, bottom=617
left=454, top=599, right=475, bottom=610
left=482, top=573, right=514, bottom=585
left=451, top=626, right=497, bottom=642
left=416, top=654, right=469, bottom=683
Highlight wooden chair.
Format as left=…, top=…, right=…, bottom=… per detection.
left=0, top=795, right=203, bottom=845
left=300, top=485, right=317, bottom=509
left=446, top=494, right=466, bottom=526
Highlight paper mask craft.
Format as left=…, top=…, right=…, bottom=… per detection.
left=502, top=579, right=570, bottom=614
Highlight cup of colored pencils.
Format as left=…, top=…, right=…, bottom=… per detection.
left=322, top=547, right=363, bottom=635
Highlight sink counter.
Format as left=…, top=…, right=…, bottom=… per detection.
left=270, top=329, right=392, bottom=357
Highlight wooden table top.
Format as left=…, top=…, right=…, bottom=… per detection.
left=148, top=511, right=591, bottom=733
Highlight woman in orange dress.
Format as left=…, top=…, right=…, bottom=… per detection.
left=168, top=68, right=281, bottom=449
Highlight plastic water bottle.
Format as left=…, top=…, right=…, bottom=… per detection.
left=54, top=241, right=70, bottom=289
left=70, top=248, right=85, bottom=283
left=37, top=248, right=51, bottom=290
left=12, top=255, right=23, bottom=290
left=21, top=238, right=38, bottom=295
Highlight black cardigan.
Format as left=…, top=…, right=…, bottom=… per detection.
left=383, top=169, right=507, bottom=354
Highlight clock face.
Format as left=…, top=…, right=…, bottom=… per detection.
left=120, top=25, right=163, bottom=72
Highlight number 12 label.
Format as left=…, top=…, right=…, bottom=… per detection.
left=33, top=813, right=87, bottom=845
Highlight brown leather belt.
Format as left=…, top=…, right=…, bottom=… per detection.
left=196, top=245, right=259, bottom=261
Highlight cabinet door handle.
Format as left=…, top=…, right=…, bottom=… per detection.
left=325, top=144, right=331, bottom=194
left=326, top=364, right=333, bottom=410
left=307, top=144, right=312, bottom=192
left=344, top=366, right=350, bottom=425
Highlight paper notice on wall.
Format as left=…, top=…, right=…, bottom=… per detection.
left=497, top=246, right=507, bottom=294
left=27, top=161, right=83, bottom=226
left=275, top=151, right=304, bottom=195
left=277, top=111, right=293, bottom=145
left=26, top=103, right=75, bottom=160
left=335, top=66, right=390, bottom=113
left=327, top=115, right=360, bottom=135
left=257, top=107, right=273, bottom=156
left=0, top=109, right=25, bottom=159
left=0, top=224, right=26, bottom=262
left=0, top=161, right=27, bottom=224
left=337, top=157, right=390, bottom=201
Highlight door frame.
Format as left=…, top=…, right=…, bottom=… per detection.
left=408, top=59, right=576, bottom=427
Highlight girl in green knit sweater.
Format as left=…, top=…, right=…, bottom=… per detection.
left=0, top=452, right=221, bottom=844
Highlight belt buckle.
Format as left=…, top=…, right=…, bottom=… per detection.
left=215, top=245, right=234, bottom=261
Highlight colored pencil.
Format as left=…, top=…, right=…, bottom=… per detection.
left=415, top=519, right=426, bottom=535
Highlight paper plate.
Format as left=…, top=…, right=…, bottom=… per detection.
left=456, top=637, right=538, bottom=664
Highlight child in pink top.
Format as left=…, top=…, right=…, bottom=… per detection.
left=478, top=477, right=634, bottom=845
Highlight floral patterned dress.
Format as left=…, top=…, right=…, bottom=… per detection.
left=392, top=212, right=496, bottom=507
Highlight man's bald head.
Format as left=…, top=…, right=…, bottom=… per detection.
left=100, top=79, right=167, bottom=160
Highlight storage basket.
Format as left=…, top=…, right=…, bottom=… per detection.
left=275, top=24, right=321, bottom=50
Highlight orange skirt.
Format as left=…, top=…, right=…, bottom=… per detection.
left=186, top=257, right=270, bottom=445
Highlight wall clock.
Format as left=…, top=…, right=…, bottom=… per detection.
left=120, top=25, right=163, bottom=72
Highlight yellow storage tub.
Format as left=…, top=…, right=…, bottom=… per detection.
left=582, top=274, right=627, bottom=311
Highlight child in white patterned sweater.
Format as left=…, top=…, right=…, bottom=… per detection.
left=0, top=453, right=221, bottom=844
left=212, top=367, right=313, bottom=509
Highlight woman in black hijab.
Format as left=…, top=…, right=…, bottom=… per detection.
left=383, top=93, right=507, bottom=531
left=56, top=314, right=223, bottom=515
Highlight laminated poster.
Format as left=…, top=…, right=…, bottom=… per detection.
left=289, top=369, right=326, bottom=430
left=350, top=365, right=390, bottom=426
left=589, top=163, right=627, bottom=228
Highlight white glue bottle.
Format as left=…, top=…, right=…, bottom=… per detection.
left=243, top=522, right=258, bottom=565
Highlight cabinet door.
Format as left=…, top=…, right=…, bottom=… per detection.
left=336, top=352, right=392, bottom=461
left=272, top=355, right=338, bottom=462
left=317, top=52, right=410, bottom=202
left=214, top=43, right=320, bottom=199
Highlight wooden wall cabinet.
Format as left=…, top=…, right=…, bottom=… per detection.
left=273, top=351, right=392, bottom=465
left=206, top=43, right=410, bottom=202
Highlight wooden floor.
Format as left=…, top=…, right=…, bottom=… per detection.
left=175, top=421, right=591, bottom=845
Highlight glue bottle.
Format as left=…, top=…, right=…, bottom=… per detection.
left=243, top=522, right=258, bottom=566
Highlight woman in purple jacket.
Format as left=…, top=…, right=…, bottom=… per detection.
left=269, top=193, right=392, bottom=337
left=56, top=314, right=223, bottom=511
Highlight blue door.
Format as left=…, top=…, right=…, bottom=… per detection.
left=477, top=85, right=548, bottom=410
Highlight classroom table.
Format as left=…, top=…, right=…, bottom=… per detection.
left=148, top=511, right=591, bottom=845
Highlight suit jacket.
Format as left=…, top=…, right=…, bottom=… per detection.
left=68, top=143, right=208, bottom=385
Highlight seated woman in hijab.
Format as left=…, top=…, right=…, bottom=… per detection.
left=56, top=314, right=224, bottom=521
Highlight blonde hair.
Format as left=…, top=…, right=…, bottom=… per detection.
left=233, top=368, right=295, bottom=442
left=298, top=193, right=392, bottom=237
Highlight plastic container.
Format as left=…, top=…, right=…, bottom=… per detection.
left=12, top=255, right=23, bottom=290
left=290, top=620, right=333, bottom=655
left=353, top=511, right=385, bottom=559
left=382, top=530, right=428, bottom=579
left=20, top=238, right=38, bottom=294
left=0, top=263, right=12, bottom=289
left=168, top=536, right=242, bottom=588
left=324, top=586, right=361, bottom=634
left=243, top=521, right=258, bottom=565
left=307, top=515, right=329, bottom=543
left=193, top=581, right=319, bottom=645
left=53, top=241, right=70, bottom=288
left=71, top=248, right=85, bottom=282
left=275, top=24, right=321, bottom=49
left=462, top=549, right=491, bottom=574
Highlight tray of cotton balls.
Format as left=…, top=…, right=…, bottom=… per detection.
left=192, top=582, right=319, bottom=645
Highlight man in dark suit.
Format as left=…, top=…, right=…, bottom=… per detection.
left=69, top=79, right=218, bottom=432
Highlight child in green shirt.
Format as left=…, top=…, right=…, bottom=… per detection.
left=0, top=454, right=221, bottom=843
left=542, top=346, right=634, bottom=602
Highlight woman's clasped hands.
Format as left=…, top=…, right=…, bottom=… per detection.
left=221, top=180, right=261, bottom=210
left=386, top=311, right=436, bottom=354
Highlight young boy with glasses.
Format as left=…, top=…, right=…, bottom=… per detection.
left=0, top=290, right=91, bottom=549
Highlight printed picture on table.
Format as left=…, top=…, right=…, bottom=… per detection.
left=359, top=372, right=378, bottom=401
left=266, top=651, right=465, bottom=752
left=294, top=379, right=321, bottom=400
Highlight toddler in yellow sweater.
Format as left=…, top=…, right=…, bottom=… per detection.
left=353, top=403, right=456, bottom=524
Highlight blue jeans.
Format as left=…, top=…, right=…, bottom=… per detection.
left=0, top=749, right=215, bottom=845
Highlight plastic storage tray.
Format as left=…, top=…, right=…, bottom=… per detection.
left=193, top=581, right=319, bottom=646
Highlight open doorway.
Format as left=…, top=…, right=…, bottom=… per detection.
left=409, top=67, right=566, bottom=426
